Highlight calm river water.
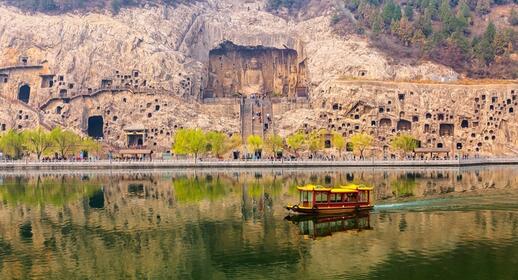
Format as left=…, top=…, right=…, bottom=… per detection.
left=1, top=166, right=518, bottom=279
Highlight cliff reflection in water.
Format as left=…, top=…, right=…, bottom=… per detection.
left=0, top=167, right=517, bottom=279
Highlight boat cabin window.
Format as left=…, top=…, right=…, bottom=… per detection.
left=346, top=193, right=357, bottom=202
left=358, top=191, right=369, bottom=203
left=300, top=191, right=313, bottom=204
left=316, top=192, right=329, bottom=203
left=330, top=193, right=342, bottom=202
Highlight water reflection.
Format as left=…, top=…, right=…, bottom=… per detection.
left=286, top=212, right=373, bottom=240
left=0, top=167, right=516, bottom=279
left=0, top=175, right=102, bottom=207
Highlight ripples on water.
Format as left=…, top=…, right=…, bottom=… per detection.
left=0, top=166, right=518, bottom=279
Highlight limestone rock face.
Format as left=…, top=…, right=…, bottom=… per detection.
left=277, top=80, right=518, bottom=156
left=0, top=0, right=516, bottom=157
left=0, top=0, right=458, bottom=95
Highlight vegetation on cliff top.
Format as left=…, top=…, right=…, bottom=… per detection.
left=270, top=0, right=518, bottom=79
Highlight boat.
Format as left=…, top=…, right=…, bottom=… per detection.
left=285, top=212, right=372, bottom=239
left=285, top=184, right=374, bottom=215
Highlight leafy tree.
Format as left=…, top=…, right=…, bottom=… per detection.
left=81, top=137, right=103, bottom=158
left=349, top=133, right=373, bottom=159
left=390, top=134, right=418, bottom=157
left=370, top=13, right=384, bottom=35
left=22, top=127, right=53, bottom=160
left=412, top=29, right=427, bottom=44
left=484, top=21, right=496, bottom=42
left=474, top=22, right=497, bottom=64
left=172, top=128, right=207, bottom=161
left=475, top=0, right=490, bottom=15
left=50, top=127, right=81, bottom=159
left=426, top=1, right=439, bottom=20
left=393, top=16, right=414, bottom=45
left=307, top=131, right=324, bottom=156
left=206, top=131, right=227, bottom=158
left=332, top=132, right=346, bottom=157
left=0, top=130, right=25, bottom=159
left=458, top=0, right=471, bottom=18
left=227, top=134, right=242, bottom=150
left=264, top=134, right=284, bottom=156
left=247, top=135, right=263, bottom=155
left=382, top=0, right=402, bottom=25
left=404, top=3, right=414, bottom=20
left=286, top=131, right=305, bottom=156
left=439, top=0, right=453, bottom=22
left=415, top=13, right=433, bottom=37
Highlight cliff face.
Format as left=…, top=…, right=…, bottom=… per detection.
left=0, top=0, right=516, bottom=156
left=0, top=0, right=458, bottom=93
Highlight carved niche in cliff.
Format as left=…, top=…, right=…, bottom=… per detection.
left=204, top=41, right=308, bottom=99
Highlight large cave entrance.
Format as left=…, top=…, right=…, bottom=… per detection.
left=397, top=119, right=412, bottom=131
left=18, top=85, right=30, bottom=103
left=439, top=123, right=454, bottom=136
left=87, top=116, right=104, bottom=139
left=204, top=40, right=308, bottom=99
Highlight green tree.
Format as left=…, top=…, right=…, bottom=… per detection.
left=483, top=21, right=496, bottom=42
left=475, top=0, right=490, bottom=15
left=382, top=0, right=402, bottom=26
left=50, top=127, right=81, bottom=159
left=22, top=127, right=53, bottom=160
left=81, top=137, right=103, bottom=158
left=404, top=3, right=414, bottom=20
left=307, top=131, right=324, bottom=156
left=286, top=131, right=305, bottom=156
left=227, top=134, right=242, bottom=150
left=439, top=0, right=453, bottom=22
left=0, top=130, right=25, bottom=159
left=458, top=0, right=471, bottom=18
left=247, top=135, right=263, bottom=155
left=415, top=13, right=433, bottom=37
left=206, top=131, right=227, bottom=158
left=172, top=128, right=207, bottom=161
left=264, top=134, right=284, bottom=156
left=390, top=134, right=418, bottom=157
left=475, top=21, right=497, bottom=65
left=349, top=133, right=373, bottom=159
left=371, top=13, right=385, bottom=35
left=332, top=132, right=346, bottom=157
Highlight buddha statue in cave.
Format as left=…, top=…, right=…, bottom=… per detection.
left=241, top=57, right=264, bottom=96
left=223, top=69, right=237, bottom=96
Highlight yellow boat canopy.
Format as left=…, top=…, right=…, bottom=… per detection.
left=296, top=184, right=373, bottom=193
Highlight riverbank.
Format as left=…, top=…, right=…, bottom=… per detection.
left=1, top=157, right=518, bottom=169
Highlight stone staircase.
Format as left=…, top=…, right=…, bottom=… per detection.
left=240, top=96, right=275, bottom=142
left=240, top=98, right=253, bottom=142
left=4, top=97, right=58, bottom=130
left=261, top=97, right=274, bottom=137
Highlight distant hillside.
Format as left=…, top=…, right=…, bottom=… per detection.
left=269, top=0, right=518, bottom=79
left=0, top=0, right=191, bottom=14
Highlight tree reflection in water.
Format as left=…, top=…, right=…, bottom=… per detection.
left=0, top=175, right=102, bottom=207
left=0, top=168, right=517, bottom=279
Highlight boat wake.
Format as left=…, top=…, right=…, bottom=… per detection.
left=374, top=193, right=518, bottom=213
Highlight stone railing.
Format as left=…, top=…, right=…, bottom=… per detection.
left=1, top=157, right=518, bottom=169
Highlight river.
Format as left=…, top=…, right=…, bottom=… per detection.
left=0, top=166, right=517, bottom=279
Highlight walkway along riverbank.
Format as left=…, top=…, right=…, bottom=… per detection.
left=1, top=157, right=518, bottom=169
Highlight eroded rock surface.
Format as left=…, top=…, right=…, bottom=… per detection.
left=0, top=0, right=516, bottom=157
